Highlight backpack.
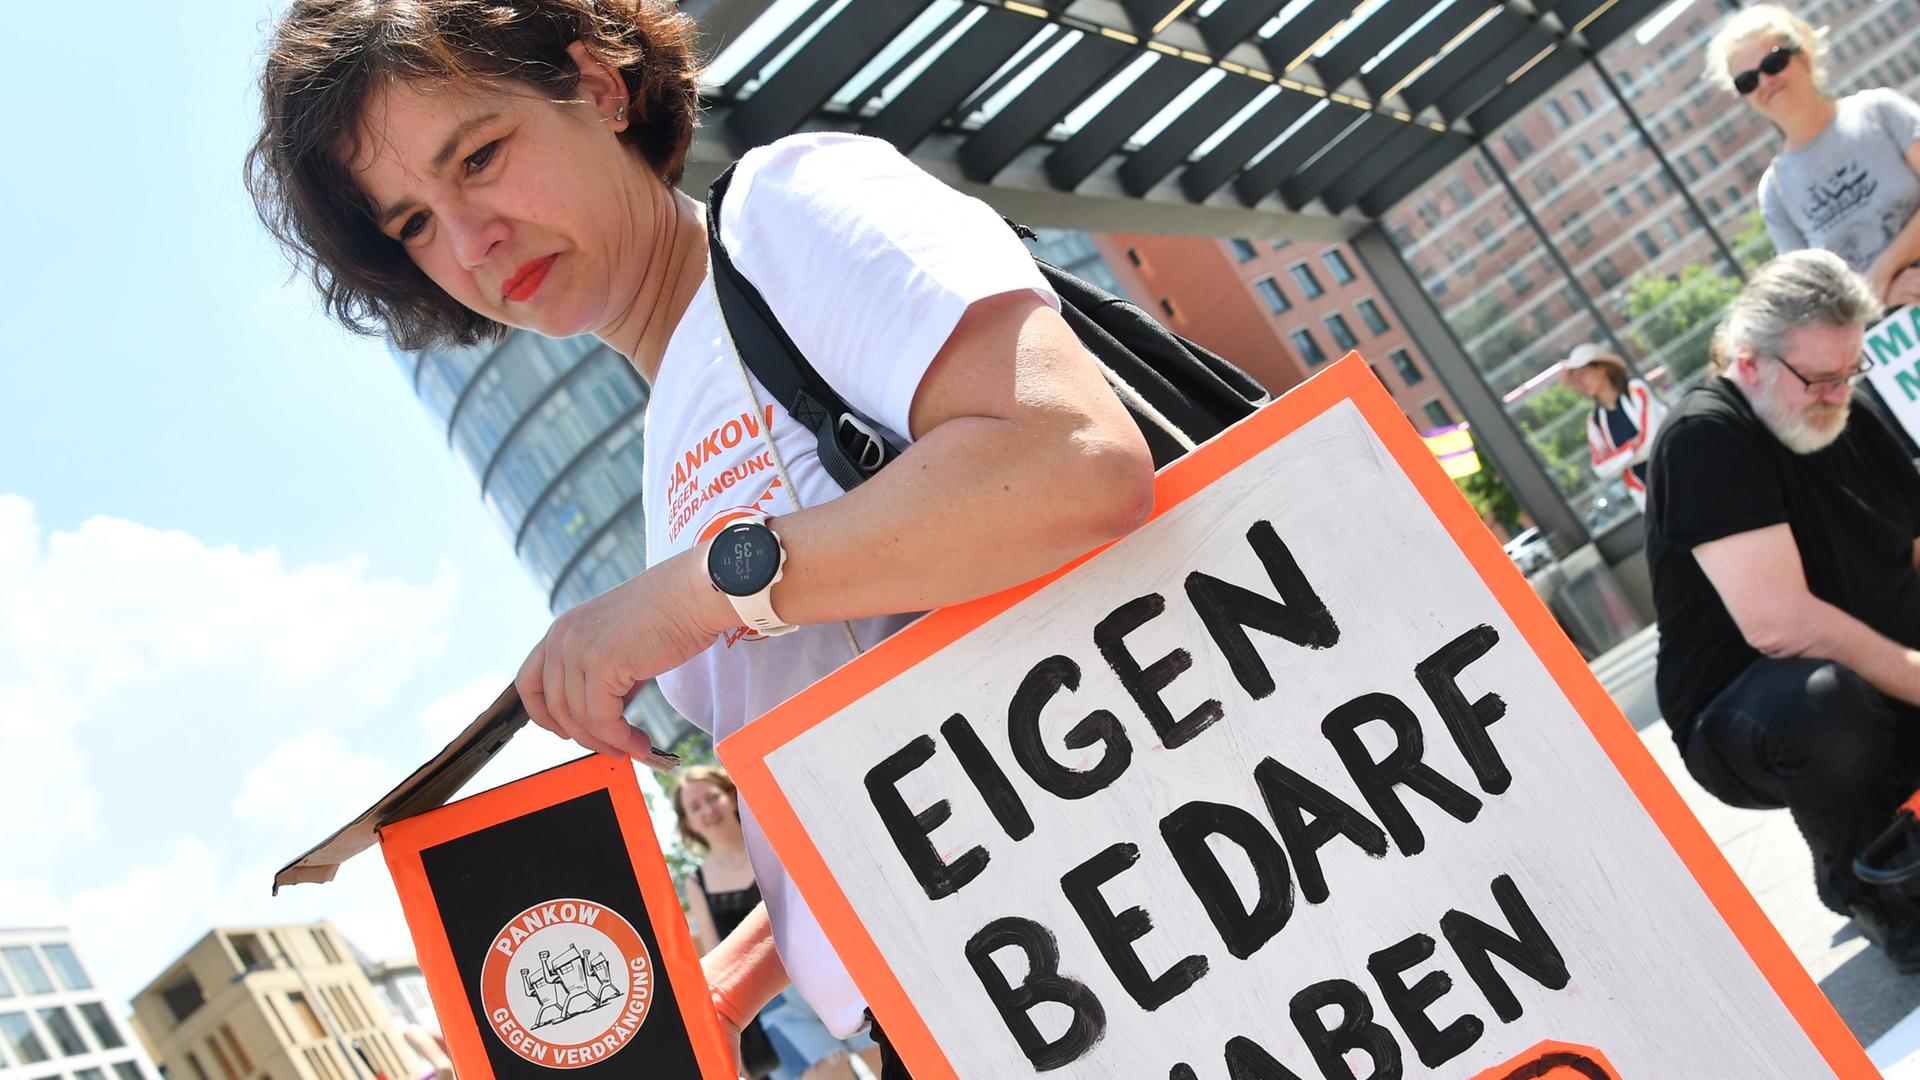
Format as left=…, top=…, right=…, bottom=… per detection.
left=704, top=162, right=1271, bottom=492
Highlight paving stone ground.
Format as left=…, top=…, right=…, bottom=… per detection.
left=1591, top=625, right=1920, bottom=1070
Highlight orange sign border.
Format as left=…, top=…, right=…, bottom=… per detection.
left=719, top=355, right=1876, bottom=1079
left=380, top=754, right=736, bottom=1080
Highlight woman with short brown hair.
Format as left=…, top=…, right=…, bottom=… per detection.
left=249, top=3, right=1156, bottom=1077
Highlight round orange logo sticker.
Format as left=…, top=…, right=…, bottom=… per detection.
left=479, top=899, right=655, bottom=1069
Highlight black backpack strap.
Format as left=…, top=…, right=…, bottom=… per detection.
left=705, top=163, right=902, bottom=492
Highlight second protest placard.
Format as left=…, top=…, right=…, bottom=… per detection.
left=721, top=358, right=1872, bottom=1079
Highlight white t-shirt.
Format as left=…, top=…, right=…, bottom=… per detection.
left=643, top=132, right=1053, bottom=1035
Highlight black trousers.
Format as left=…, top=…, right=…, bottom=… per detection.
left=866, top=1012, right=914, bottom=1080
left=1681, top=657, right=1920, bottom=914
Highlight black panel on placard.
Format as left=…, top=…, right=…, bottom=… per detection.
left=421, top=791, right=701, bottom=1079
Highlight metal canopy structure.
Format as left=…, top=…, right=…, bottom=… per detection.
left=685, top=0, right=1674, bottom=237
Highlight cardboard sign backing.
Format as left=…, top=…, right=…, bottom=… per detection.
left=720, top=357, right=1875, bottom=1079
left=381, top=755, right=734, bottom=1079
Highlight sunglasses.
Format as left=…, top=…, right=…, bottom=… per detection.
left=1733, top=45, right=1799, bottom=96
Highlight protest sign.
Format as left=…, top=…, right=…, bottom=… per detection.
left=720, top=357, right=1873, bottom=1079
left=379, top=755, right=734, bottom=1079
left=1864, top=305, right=1920, bottom=444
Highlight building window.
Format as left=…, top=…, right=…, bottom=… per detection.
left=1356, top=298, right=1390, bottom=334
left=1391, top=349, right=1425, bottom=386
left=38, top=1007, right=88, bottom=1056
left=1423, top=399, right=1454, bottom=427
left=39, top=946, right=90, bottom=992
left=1635, top=180, right=1657, bottom=208
left=1255, top=277, right=1291, bottom=314
left=1531, top=169, right=1559, bottom=197
left=1321, top=249, right=1356, bottom=284
left=1472, top=219, right=1496, bottom=244
left=1158, top=298, right=1176, bottom=318
left=1126, top=247, right=1141, bottom=266
left=1324, top=314, right=1359, bottom=351
left=160, top=974, right=206, bottom=1027
left=1506, top=265, right=1534, bottom=295
left=1574, top=142, right=1596, bottom=165
left=183, top=1052, right=214, bottom=1080
left=1595, top=256, right=1623, bottom=289
left=76, top=1003, right=124, bottom=1050
left=1230, top=238, right=1258, bottom=261
left=1548, top=99, right=1572, bottom=126
left=1474, top=158, right=1497, bottom=186
left=1291, top=329, right=1328, bottom=365
left=1445, top=178, right=1472, bottom=207
left=1605, top=185, right=1631, bottom=217
left=0, top=1011, right=49, bottom=1064
left=1289, top=263, right=1325, bottom=298
left=2, top=949, right=53, bottom=996
left=114, top=1063, right=145, bottom=1080
left=1502, top=130, right=1536, bottom=160
left=1563, top=212, right=1593, bottom=249
left=287, top=992, right=327, bottom=1041
left=206, top=1035, right=240, bottom=1080
left=228, top=934, right=266, bottom=974
left=1678, top=157, right=1699, bottom=183
left=1703, top=193, right=1723, bottom=219
left=1635, top=230, right=1661, bottom=259
left=221, top=1024, right=254, bottom=1073
left=1571, top=88, right=1594, bottom=115
left=310, top=929, right=343, bottom=967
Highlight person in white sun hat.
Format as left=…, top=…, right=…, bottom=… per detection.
left=1560, top=343, right=1668, bottom=512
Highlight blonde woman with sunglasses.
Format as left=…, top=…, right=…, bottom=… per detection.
left=1706, top=5, right=1920, bottom=309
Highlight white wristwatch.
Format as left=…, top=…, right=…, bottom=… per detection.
left=704, top=517, right=799, bottom=637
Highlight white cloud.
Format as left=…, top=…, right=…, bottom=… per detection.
left=233, top=731, right=405, bottom=849
left=0, top=497, right=459, bottom=878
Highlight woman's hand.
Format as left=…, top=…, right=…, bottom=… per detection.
left=516, top=548, right=732, bottom=757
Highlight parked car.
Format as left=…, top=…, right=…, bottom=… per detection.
left=1504, top=527, right=1554, bottom=576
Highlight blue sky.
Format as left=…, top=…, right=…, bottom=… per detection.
left=0, top=0, right=622, bottom=1008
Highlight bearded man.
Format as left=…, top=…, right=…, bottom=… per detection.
left=1646, top=248, right=1920, bottom=969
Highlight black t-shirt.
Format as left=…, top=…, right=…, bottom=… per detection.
left=1646, top=378, right=1920, bottom=742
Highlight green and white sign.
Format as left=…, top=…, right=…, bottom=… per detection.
left=1865, top=307, right=1920, bottom=444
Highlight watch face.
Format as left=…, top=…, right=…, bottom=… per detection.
left=708, top=521, right=781, bottom=596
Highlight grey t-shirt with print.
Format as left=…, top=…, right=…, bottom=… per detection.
left=1760, top=87, right=1920, bottom=271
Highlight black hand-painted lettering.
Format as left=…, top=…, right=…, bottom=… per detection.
left=1440, top=874, right=1569, bottom=1023
left=1160, top=800, right=1295, bottom=960
left=1008, top=655, right=1134, bottom=800
left=964, top=916, right=1106, bottom=1071
left=1322, top=693, right=1482, bottom=856
left=941, top=713, right=1035, bottom=841
left=865, top=735, right=985, bottom=901
left=1253, top=757, right=1389, bottom=905
left=1185, top=520, right=1339, bottom=701
left=1366, top=933, right=1482, bottom=1068
left=1415, top=625, right=1511, bottom=796
left=1289, top=979, right=1404, bottom=1080
left=1224, top=1035, right=1310, bottom=1080
left=1061, top=843, right=1208, bottom=1011
left=1095, top=593, right=1222, bottom=750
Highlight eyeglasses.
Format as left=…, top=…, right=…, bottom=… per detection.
left=1771, top=352, right=1870, bottom=389
left=1733, top=45, right=1799, bottom=96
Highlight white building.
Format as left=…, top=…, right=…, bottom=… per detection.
left=0, top=928, right=157, bottom=1079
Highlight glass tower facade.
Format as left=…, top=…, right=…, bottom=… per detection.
left=1383, top=0, right=1919, bottom=539
left=396, top=332, right=686, bottom=743
left=0, top=928, right=157, bottom=1079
